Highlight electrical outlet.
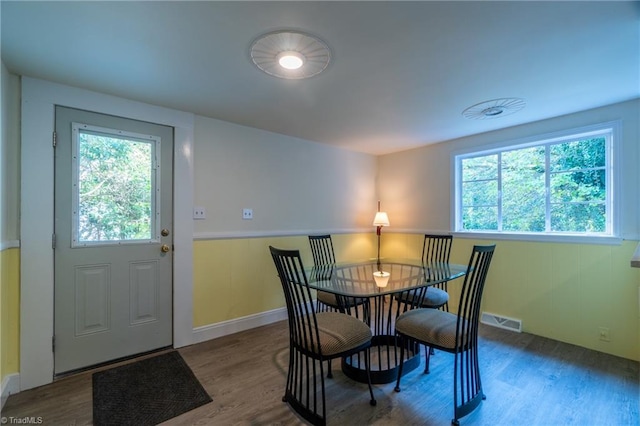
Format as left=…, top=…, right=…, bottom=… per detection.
left=598, top=327, right=610, bottom=342
left=242, top=208, right=253, bottom=220
left=193, top=206, right=206, bottom=220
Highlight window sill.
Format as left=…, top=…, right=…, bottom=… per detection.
left=452, top=231, right=622, bottom=245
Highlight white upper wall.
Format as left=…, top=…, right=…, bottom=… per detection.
left=1, top=62, right=20, bottom=246
left=193, top=115, right=378, bottom=238
left=379, top=99, right=640, bottom=239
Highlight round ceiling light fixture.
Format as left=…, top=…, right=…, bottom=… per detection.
left=462, top=98, right=526, bottom=120
left=250, top=30, right=331, bottom=79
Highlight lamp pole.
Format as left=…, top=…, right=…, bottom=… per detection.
left=375, top=200, right=383, bottom=271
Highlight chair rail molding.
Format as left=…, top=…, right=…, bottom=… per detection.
left=0, top=240, right=20, bottom=250
left=631, top=242, right=640, bottom=268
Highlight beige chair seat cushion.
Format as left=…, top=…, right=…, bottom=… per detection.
left=399, top=287, right=449, bottom=308
left=317, top=291, right=366, bottom=309
left=311, top=312, right=372, bottom=357
left=395, top=308, right=467, bottom=350
left=395, top=287, right=449, bottom=309
left=422, top=287, right=449, bottom=308
left=317, top=290, right=339, bottom=307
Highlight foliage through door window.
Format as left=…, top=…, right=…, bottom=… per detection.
left=72, top=123, right=160, bottom=245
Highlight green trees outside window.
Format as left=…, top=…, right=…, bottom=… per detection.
left=77, top=131, right=155, bottom=242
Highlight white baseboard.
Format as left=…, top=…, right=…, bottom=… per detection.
left=192, top=307, right=288, bottom=345
left=1, top=373, right=20, bottom=409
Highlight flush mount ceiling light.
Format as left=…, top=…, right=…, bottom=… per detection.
left=462, top=98, right=526, bottom=120
left=250, top=31, right=331, bottom=79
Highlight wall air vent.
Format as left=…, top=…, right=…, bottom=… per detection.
left=481, top=312, right=522, bottom=333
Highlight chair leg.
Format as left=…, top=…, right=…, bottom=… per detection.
left=424, top=345, right=431, bottom=374
left=394, top=337, right=406, bottom=392
left=424, top=344, right=435, bottom=374
left=428, top=303, right=444, bottom=359
left=364, top=347, right=377, bottom=406
left=327, top=359, right=333, bottom=378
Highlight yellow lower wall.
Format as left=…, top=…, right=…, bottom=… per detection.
left=1, top=248, right=20, bottom=384
left=193, top=233, right=376, bottom=327
left=385, top=233, right=640, bottom=361
left=194, top=234, right=640, bottom=361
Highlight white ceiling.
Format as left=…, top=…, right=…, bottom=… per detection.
left=2, top=1, right=639, bottom=155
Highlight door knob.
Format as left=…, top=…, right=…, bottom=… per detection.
left=161, top=244, right=171, bottom=253
left=161, top=228, right=170, bottom=236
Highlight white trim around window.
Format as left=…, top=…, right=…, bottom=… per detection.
left=451, top=120, right=622, bottom=244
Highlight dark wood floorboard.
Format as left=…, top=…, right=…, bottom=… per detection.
left=2, top=321, right=638, bottom=425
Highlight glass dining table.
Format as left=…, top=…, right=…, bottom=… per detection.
left=306, top=258, right=468, bottom=384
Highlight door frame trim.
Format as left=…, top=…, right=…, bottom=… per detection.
left=20, top=77, right=195, bottom=390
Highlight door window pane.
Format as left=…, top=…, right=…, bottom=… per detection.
left=72, top=124, right=159, bottom=246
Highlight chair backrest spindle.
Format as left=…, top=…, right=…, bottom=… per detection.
left=309, top=234, right=336, bottom=267
left=421, top=234, right=453, bottom=290
left=422, top=234, right=453, bottom=264
left=270, top=246, right=322, bottom=355
left=455, top=245, right=495, bottom=349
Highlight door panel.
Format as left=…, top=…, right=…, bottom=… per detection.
left=54, top=106, right=174, bottom=375
left=74, top=264, right=111, bottom=336
left=129, top=260, right=159, bottom=324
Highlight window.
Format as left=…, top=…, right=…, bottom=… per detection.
left=454, top=123, right=617, bottom=238
left=72, top=123, right=160, bottom=246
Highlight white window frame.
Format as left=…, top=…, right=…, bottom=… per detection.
left=452, top=121, right=621, bottom=244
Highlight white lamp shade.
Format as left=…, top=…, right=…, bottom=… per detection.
left=373, top=212, right=390, bottom=227
left=373, top=271, right=390, bottom=287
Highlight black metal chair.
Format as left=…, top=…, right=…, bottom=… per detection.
left=395, top=234, right=454, bottom=368
left=420, top=234, right=454, bottom=310
left=394, top=244, right=496, bottom=425
left=308, top=234, right=369, bottom=379
left=308, top=234, right=340, bottom=311
left=269, top=246, right=376, bottom=426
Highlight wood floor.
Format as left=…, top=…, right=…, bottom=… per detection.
left=3, top=321, right=638, bottom=425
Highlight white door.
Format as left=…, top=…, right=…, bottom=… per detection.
left=54, top=106, right=174, bottom=375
